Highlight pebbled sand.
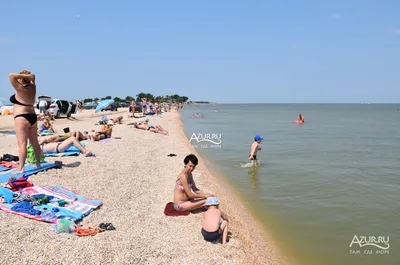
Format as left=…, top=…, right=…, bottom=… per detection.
left=0, top=109, right=287, bottom=265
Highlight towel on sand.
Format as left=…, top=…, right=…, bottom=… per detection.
left=0, top=161, right=18, bottom=172
left=44, top=142, right=86, bottom=157
left=0, top=162, right=61, bottom=182
left=164, top=202, right=190, bottom=216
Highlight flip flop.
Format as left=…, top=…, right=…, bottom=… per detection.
left=99, top=223, right=116, bottom=231
left=85, top=152, right=96, bottom=157
left=75, top=227, right=104, bottom=237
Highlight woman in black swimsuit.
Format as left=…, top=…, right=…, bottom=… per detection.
left=9, top=70, right=42, bottom=174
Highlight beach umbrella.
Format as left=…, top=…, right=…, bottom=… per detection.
left=95, top=99, right=114, bottom=113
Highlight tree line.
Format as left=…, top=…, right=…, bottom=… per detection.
left=82, top=93, right=189, bottom=104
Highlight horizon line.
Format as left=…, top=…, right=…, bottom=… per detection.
left=191, top=102, right=400, bottom=104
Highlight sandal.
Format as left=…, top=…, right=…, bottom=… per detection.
left=99, top=223, right=116, bottom=231
left=85, top=152, right=96, bottom=157
left=75, top=227, right=104, bottom=236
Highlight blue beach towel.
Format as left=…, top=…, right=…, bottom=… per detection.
left=0, top=187, right=15, bottom=203
left=0, top=162, right=61, bottom=182
left=0, top=166, right=11, bottom=172
left=44, top=142, right=85, bottom=157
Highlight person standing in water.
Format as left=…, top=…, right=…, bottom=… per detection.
left=249, top=135, right=263, bottom=166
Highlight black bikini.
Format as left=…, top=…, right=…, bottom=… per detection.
left=10, top=94, right=37, bottom=126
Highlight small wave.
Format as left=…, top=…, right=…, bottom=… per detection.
left=240, top=161, right=261, bottom=168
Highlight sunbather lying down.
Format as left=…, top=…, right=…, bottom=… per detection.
left=41, top=136, right=95, bottom=157
left=38, top=130, right=88, bottom=144
left=133, top=120, right=168, bottom=135
left=112, top=116, right=123, bottom=124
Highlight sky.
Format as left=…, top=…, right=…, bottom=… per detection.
left=0, top=0, right=399, bottom=103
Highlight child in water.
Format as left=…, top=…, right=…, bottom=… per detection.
left=201, top=196, right=229, bottom=246
left=249, top=135, right=263, bottom=166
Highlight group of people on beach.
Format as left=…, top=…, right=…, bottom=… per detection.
left=9, top=71, right=96, bottom=173
left=8, top=69, right=231, bottom=246
left=173, top=154, right=229, bottom=246
left=6, top=70, right=131, bottom=173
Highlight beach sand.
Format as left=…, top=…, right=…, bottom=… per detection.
left=0, top=109, right=286, bottom=264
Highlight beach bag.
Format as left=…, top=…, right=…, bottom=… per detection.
left=8, top=175, right=33, bottom=191
left=1, top=154, right=19, bottom=162
left=26, top=145, right=45, bottom=164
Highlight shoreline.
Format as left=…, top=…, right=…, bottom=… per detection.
left=0, top=109, right=287, bottom=264
left=176, top=112, right=288, bottom=265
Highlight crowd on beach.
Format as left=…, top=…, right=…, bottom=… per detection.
left=1, top=70, right=230, bottom=245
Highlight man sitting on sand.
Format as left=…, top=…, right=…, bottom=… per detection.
left=91, top=120, right=114, bottom=141
left=40, top=136, right=95, bottom=157
left=201, top=196, right=229, bottom=246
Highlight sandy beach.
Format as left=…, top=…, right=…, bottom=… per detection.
left=0, top=109, right=286, bottom=264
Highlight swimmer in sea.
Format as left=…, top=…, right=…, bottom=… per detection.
left=249, top=135, right=263, bottom=166
left=297, top=114, right=305, bottom=123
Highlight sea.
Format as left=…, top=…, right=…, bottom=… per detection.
left=180, top=103, right=399, bottom=265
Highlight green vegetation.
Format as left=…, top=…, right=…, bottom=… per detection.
left=83, top=93, right=189, bottom=103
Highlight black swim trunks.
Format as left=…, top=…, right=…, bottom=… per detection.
left=201, top=228, right=221, bottom=242
left=249, top=154, right=257, bottom=160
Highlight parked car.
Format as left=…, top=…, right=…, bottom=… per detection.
left=102, top=102, right=118, bottom=111
left=83, top=102, right=98, bottom=110
left=35, top=96, right=78, bottom=118
left=118, top=101, right=130, bottom=108
left=129, top=101, right=143, bottom=113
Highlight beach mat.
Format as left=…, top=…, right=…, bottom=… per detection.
left=0, top=185, right=102, bottom=223
left=44, top=142, right=85, bottom=157
left=0, top=162, right=61, bottom=182
left=0, top=166, right=10, bottom=172
left=99, top=138, right=112, bottom=143
left=164, top=202, right=190, bottom=216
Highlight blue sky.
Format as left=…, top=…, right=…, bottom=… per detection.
left=1, top=1, right=399, bottom=103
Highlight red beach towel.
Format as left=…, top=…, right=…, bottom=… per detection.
left=0, top=161, right=18, bottom=168
left=164, top=202, right=190, bottom=216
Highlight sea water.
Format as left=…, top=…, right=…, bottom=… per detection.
left=181, top=104, right=400, bottom=265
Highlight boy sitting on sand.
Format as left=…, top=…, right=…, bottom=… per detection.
left=201, top=196, right=229, bottom=246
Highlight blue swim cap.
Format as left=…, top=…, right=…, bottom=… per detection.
left=254, top=135, right=264, bottom=141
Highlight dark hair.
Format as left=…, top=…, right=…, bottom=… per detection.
left=184, top=154, right=198, bottom=165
